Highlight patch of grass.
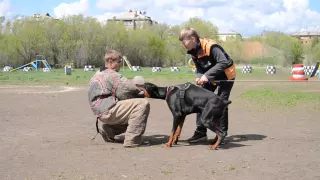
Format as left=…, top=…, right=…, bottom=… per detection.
left=255, top=83, right=320, bottom=93
left=240, top=89, right=320, bottom=108
left=160, top=168, right=173, bottom=175
left=225, top=164, right=235, bottom=171
left=0, top=66, right=292, bottom=86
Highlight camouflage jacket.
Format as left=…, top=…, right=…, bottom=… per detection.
left=88, top=68, right=143, bottom=116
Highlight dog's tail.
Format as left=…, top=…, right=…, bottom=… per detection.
left=223, top=100, right=232, bottom=105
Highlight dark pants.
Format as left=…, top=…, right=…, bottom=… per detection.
left=196, top=80, right=234, bottom=136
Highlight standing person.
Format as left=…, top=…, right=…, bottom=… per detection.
left=88, top=50, right=150, bottom=148
left=179, top=27, right=236, bottom=145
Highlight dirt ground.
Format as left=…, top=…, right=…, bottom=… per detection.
left=0, top=82, right=319, bottom=180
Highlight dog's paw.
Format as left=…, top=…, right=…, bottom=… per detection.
left=207, top=145, right=219, bottom=150
left=163, top=143, right=172, bottom=148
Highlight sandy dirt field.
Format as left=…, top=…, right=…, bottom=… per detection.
left=0, top=82, right=319, bottom=180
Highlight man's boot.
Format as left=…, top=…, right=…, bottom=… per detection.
left=188, top=113, right=208, bottom=143
left=99, top=124, right=116, bottom=142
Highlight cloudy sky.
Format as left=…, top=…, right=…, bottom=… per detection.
left=1, top=0, right=320, bottom=36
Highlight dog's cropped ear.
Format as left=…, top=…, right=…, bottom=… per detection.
left=144, top=82, right=157, bottom=87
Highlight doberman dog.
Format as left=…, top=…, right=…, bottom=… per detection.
left=137, top=82, right=231, bottom=150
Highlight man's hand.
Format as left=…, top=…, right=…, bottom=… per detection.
left=199, top=75, right=209, bottom=84
left=195, top=78, right=201, bottom=85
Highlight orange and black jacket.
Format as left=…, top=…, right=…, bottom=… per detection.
left=188, top=38, right=236, bottom=81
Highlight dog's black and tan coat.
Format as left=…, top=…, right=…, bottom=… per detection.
left=137, top=82, right=231, bottom=150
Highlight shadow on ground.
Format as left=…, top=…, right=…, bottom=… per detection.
left=220, top=134, right=268, bottom=149
left=98, top=133, right=267, bottom=149
left=227, top=134, right=267, bottom=142
left=111, top=134, right=170, bottom=146
left=172, top=134, right=267, bottom=150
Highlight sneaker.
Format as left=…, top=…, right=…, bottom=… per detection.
left=188, top=131, right=208, bottom=143
left=124, top=141, right=151, bottom=148
left=221, top=132, right=228, bottom=145
left=98, top=127, right=115, bottom=143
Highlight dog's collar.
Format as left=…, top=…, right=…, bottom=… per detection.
left=165, top=86, right=173, bottom=100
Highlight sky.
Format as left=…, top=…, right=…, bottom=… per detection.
left=1, top=0, right=320, bottom=36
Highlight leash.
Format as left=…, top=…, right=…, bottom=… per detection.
left=91, top=117, right=100, bottom=140
left=165, top=86, right=172, bottom=100
left=210, top=80, right=320, bottom=83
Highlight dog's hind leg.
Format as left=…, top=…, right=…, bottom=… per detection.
left=207, top=124, right=223, bottom=150
left=209, top=133, right=221, bottom=150
left=200, top=100, right=225, bottom=150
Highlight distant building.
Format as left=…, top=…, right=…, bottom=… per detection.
left=33, top=13, right=50, bottom=18
left=218, top=31, right=242, bottom=41
left=242, top=36, right=251, bottom=40
left=107, top=9, right=158, bottom=29
left=32, top=13, right=59, bottom=21
left=292, top=31, right=320, bottom=45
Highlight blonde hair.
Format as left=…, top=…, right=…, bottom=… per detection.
left=104, top=50, right=122, bottom=64
left=179, top=27, right=200, bottom=41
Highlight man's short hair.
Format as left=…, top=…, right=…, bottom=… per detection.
left=104, top=50, right=122, bottom=64
left=179, top=27, right=200, bottom=41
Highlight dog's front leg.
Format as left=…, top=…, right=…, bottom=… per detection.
left=173, top=118, right=185, bottom=145
left=164, top=116, right=182, bottom=148
left=164, top=132, right=176, bottom=148
left=173, top=124, right=182, bottom=145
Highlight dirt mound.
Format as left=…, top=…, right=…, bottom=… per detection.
left=242, top=41, right=266, bottom=58
left=240, top=41, right=284, bottom=64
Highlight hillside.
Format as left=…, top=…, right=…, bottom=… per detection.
left=240, top=41, right=285, bottom=65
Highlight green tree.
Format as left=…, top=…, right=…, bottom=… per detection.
left=10, top=17, right=49, bottom=65
left=221, top=36, right=244, bottom=64
left=291, top=39, right=304, bottom=64
left=182, top=17, right=219, bottom=41
left=1, top=14, right=311, bottom=69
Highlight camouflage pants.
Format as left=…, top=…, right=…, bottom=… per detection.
left=99, top=98, right=150, bottom=147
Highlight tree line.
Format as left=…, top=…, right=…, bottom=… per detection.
left=0, top=14, right=318, bottom=69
